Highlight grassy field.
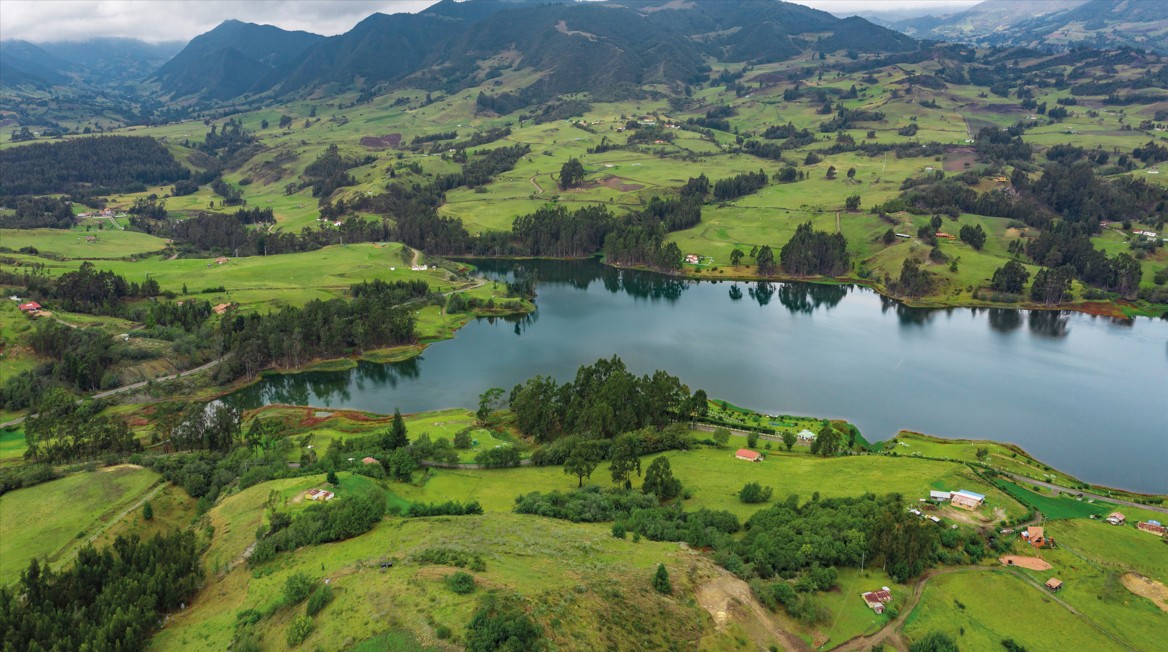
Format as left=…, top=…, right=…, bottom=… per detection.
left=993, top=480, right=1112, bottom=520
left=0, top=227, right=169, bottom=258
left=0, top=465, right=160, bottom=584
left=903, top=570, right=1125, bottom=651
left=155, top=512, right=716, bottom=652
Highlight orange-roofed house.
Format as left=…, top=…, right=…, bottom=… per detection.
left=735, top=449, right=761, bottom=462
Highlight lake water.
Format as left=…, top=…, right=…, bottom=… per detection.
left=228, top=259, right=1168, bottom=493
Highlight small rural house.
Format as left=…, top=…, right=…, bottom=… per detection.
left=18, top=301, right=41, bottom=312
left=1045, top=578, right=1063, bottom=591
left=929, top=490, right=951, bottom=502
left=306, top=488, right=335, bottom=501
left=1137, top=520, right=1166, bottom=537
left=1024, top=526, right=1046, bottom=547
left=797, top=429, right=817, bottom=441
left=1106, top=512, right=1126, bottom=526
left=735, top=449, right=761, bottom=462
left=362, top=457, right=379, bottom=465
left=213, top=303, right=233, bottom=315
left=949, top=490, right=985, bottom=510
left=685, top=254, right=700, bottom=264
left=862, top=589, right=892, bottom=614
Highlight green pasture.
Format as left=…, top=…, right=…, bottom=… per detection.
left=903, top=570, right=1124, bottom=652
left=0, top=465, right=160, bottom=584
left=993, top=480, right=1112, bottom=520
left=156, top=512, right=705, bottom=652
left=0, top=227, right=168, bottom=258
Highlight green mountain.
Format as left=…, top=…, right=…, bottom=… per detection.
left=154, top=0, right=920, bottom=105
left=151, top=19, right=324, bottom=99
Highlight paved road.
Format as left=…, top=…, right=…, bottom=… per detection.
left=0, top=358, right=223, bottom=429
left=999, top=471, right=1168, bottom=515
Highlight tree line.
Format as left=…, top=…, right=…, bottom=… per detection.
left=0, top=135, right=189, bottom=197
left=506, top=356, right=706, bottom=443
left=215, top=279, right=428, bottom=380
left=0, top=531, right=203, bottom=652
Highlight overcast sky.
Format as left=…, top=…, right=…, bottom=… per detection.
left=0, top=0, right=982, bottom=44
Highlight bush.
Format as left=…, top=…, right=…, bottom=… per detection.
left=465, top=594, right=543, bottom=652
left=283, top=573, right=316, bottom=606
left=738, top=482, right=774, bottom=504
left=447, top=571, right=476, bottom=595
left=305, top=585, right=333, bottom=616
left=436, top=625, right=452, bottom=640
left=286, top=615, right=315, bottom=647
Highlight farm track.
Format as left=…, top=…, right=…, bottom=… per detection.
left=52, top=478, right=166, bottom=571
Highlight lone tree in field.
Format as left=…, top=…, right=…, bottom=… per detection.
left=564, top=443, right=600, bottom=487
left=729, top=249, right=744, bottom=266
left=652, top=564, right=672, bottom=594
left=559, top=158, right=585, bottom=189
left=609, top=433, right=642, bottom=489
left=755, top=245, right=777, bottom=275
left=327, top=469, right=340, bottom=486
left=712, top=427, right=731, bottom=449
left=642, top=456, right=682, bottom=501
left=142, top=500, right=154, bottom=521
left=782, top=430, right=797, bottom=451
left=845, top=195, right=861, bottom=211
left=382, top=408, right=409, bottom=450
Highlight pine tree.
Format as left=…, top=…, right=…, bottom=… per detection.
left=652, top=563, right=672, bottom=594
left=326, top=469, right=340, bottom=486
left=142, top=500, right=154, bottom=521
left=388, top=408, right=409, bottom=449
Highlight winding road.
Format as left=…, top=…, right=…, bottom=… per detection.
left=0, top=358, right=223, bottom=429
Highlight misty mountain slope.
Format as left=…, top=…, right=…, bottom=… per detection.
left=39, top=38, right=184, bottom=84
left=0, top=40, right=78, bottom=88
left=889, top=0, right=1168, bottom=53
left=152, top=20, right=324, bottom=98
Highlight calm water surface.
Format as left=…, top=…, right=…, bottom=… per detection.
left=228, top=260, right=1168, bottom=493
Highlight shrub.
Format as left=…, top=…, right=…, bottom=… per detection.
left=447, top=571, right=476, bottom=595
left=738, top=482, right=774, bottom=504
left=305, top=585, right=333, bottom=616
left=286, top=615, right=315, bottom=647
left=283, top=573, right=316, bottom=606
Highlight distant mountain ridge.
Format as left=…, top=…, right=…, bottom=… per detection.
left=149, top=0, right=921, bottom=104
left=887, top=0, right=1168, bottom=53
left=0, top=38, right=183, bottom=89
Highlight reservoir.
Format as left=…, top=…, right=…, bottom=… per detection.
left=228, top=259, right=1168, bottom=493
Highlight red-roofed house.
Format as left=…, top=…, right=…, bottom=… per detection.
left=735, top=449, right=761, bottom=462
left=862, top=590, right=893, bottom=613
left=362, top=457, right=379, bottom=465
left=18, top=301, right=41, bottom=312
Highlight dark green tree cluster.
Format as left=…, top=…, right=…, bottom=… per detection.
left=22, top=390, right=138, bottom=463
left=990, top=260, right=1030, bottom=294
left=780, top=222, right=851, bottom=275
left=403, top=500, right=484, bottom=517
left=250, top=493, right=386, bottom=565
left=302, top=144, right=372, bottom=200
left=0, top=135, right=189, bottom=197
left=642, top=456, right=682, bottom=501
left=0, top=196, right=74, bottom=228
left=738, top=482, right=774, bottom=504
left=727, top=494, right=938, bottom=583
left=958, top=224, right=986, bottom=250
left=712, top=170, right=768, bottom=201
left=216, top=281, right=424, bottom=379
left=558, top=158, right=586, bottom=189
left=508, top=356, right=703, bottom=442
left=895, top=258, right=932, bottom=298
left=464, top=593, right=545, bottom=652
left=0, top=531, right=204, bottom=652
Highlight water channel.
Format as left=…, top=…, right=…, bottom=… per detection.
left=227, top=259, right=1168, bottom=493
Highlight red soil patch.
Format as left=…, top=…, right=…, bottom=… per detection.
left=1000, top=555, right=1052, bottom=571
left=360, top=133, right=402, bottom=149
left=127, top=417, right=150, bottom=427
left=598, top=176, right=644, bottom=191
left=943, top=147, right=978, bottom=172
